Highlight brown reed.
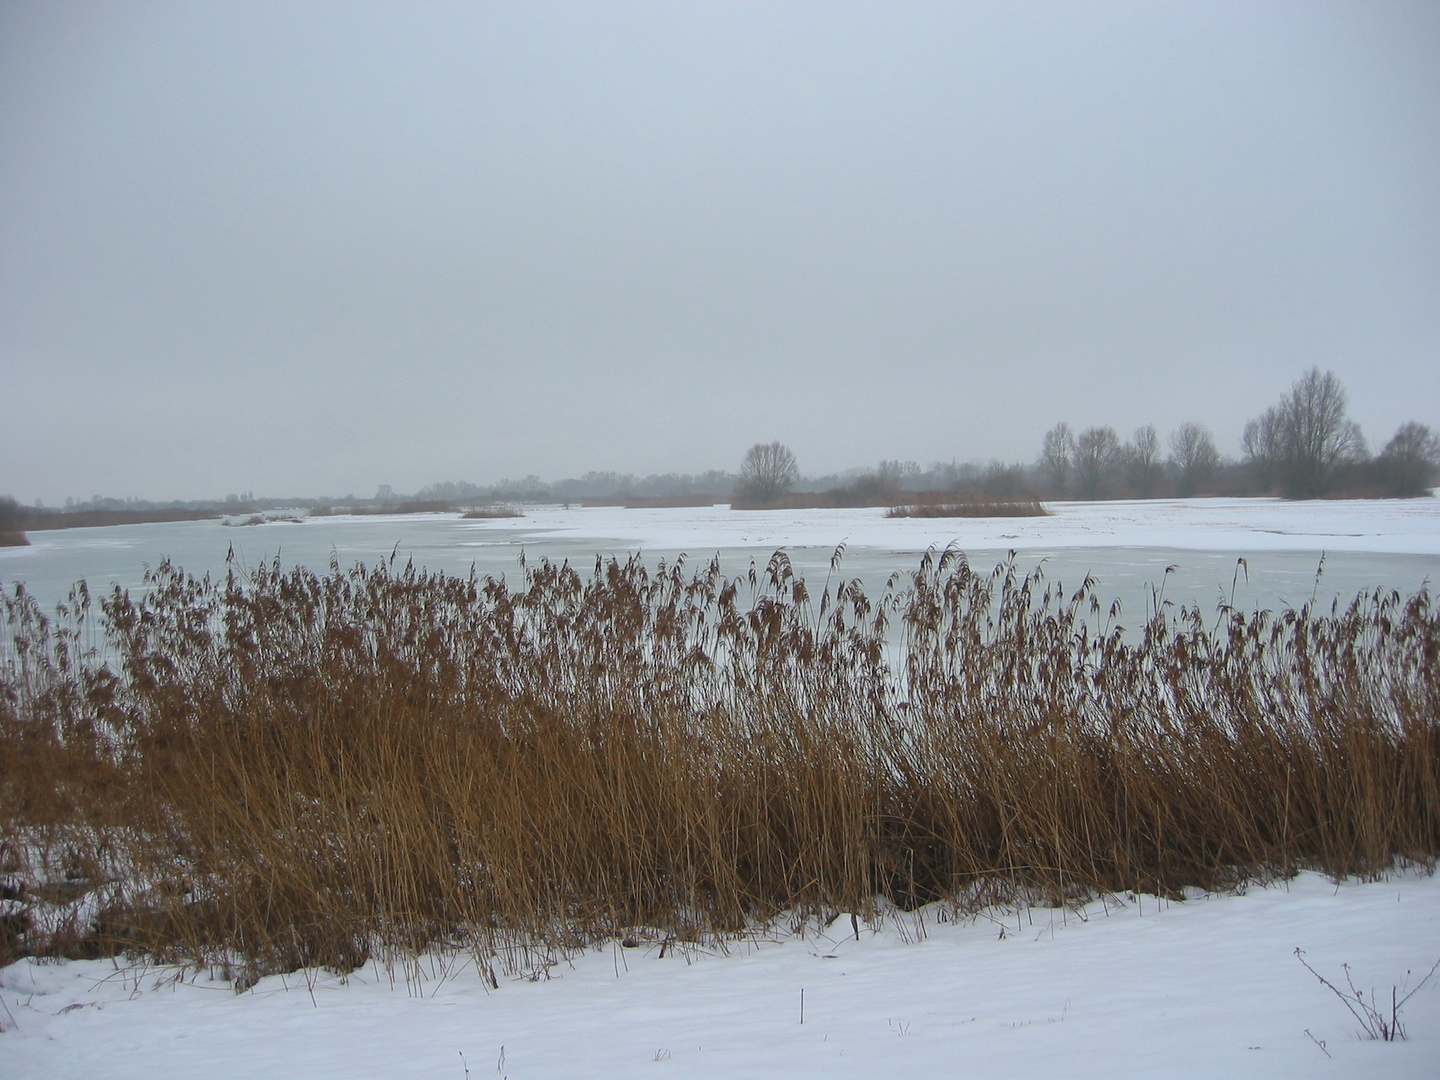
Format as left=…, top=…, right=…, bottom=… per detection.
left=885, top=496, right=1049, bottom=518
left=459, top=507, right=525, bottom=519
left=0, top=548, right=1435, bottom=978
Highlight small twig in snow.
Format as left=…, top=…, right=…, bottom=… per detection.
left=1295, top=948, right=1440, bottom=1042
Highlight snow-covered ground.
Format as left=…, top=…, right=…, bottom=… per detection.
left=508, top=495, right=1440, bottom=556
left=3, top=871, right=1437, bottom=1079
left=4, top=498, right=1439, bottom=1076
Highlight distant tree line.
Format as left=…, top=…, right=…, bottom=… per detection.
left=9, top=370, right=1435, bottom=517
left=1034, top=419, right=1226, bottom=500
left=1238, top=369, right=1439, bottom=498
left=1031, top=369, right=1437, bottom=501
left=729, top=369, right=1437, bottom=509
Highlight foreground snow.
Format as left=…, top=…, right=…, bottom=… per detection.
left=4, top=871, right=1437, bottom=1079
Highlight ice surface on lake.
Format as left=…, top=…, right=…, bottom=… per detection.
left=2, top=497, right=1438, bottom=618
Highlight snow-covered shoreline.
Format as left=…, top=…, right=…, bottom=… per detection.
left=3, top=871, right=1437, bottom=1079
left=503, top=495, right=1440, bottom=556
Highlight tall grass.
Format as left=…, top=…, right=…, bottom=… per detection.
left=1, top=548, right=1436, bottom=977
left=885, top=494, right=1049, bottom=518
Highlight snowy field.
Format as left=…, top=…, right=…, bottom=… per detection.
left=3, top=872, right=1438, bottom=1079
left=4, top=496, right=1440, bottom=1077
left=515, top=494, right=1440, bottom=555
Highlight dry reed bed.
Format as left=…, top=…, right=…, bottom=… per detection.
left=885, top=497, right=1049, bottom=518
left=1, top=548, right=1436, bottom=978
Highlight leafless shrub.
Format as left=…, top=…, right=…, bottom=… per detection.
left=1296, top=949, right=1440, bottom=1041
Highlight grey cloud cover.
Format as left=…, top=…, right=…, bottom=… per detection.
left=2, top=1, right=1437, bottom=501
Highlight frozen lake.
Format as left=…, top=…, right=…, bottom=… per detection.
left=2, top=496, right=1438, bottom=622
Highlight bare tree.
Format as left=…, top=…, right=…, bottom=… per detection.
left=1282, top=368, right=1366, bottom=497
left=1246, top=368, right=1366, bottom=498
left=1038, top=422, right=1075, bottom=496
left=1074, top=426, right=1121, bottom=499
left=878, top=459, right=920, bottom=485
left=1168, top=421, right=1220, bottom=496
left=1378, top=421, right=1440, bottom=497
left=1242, top=406, right=1284, bottom=492
left=736, top=441, right=799, bottom=504
left=1126, top=424, right=1162, bottom=497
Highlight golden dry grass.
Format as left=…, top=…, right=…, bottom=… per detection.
left=459, top=507, right=525, bottom=519
left=885, top=495, right=1049, bottom=518
left=1, top=549, right=1435, bottom=976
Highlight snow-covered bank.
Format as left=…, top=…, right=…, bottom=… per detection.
left=508, top=495, right=1440, bottom=556
left=4, top=871, right=1437, bottom=1079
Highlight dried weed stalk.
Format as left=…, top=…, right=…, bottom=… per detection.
left=0, top=547, right=1436, bottom=978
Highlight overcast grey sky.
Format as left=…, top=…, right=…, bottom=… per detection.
left=2, top=1, right=1437, bottom=502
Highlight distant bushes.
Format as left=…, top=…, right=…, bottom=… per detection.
left=0, top=497, right=28, bottom=546
left=1374, top=422, right=1440, bottom=498
left=347, top=500, right=471, bottom=515
left=579, top=495, right=718, bottom=509
left=885, top=495, right=1049, bottom=518
left=21, top=507, right=226, bottom=531
left=2, top=551, right=1436, bottom=976
left=734, top=451, right=1048, bottom=512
